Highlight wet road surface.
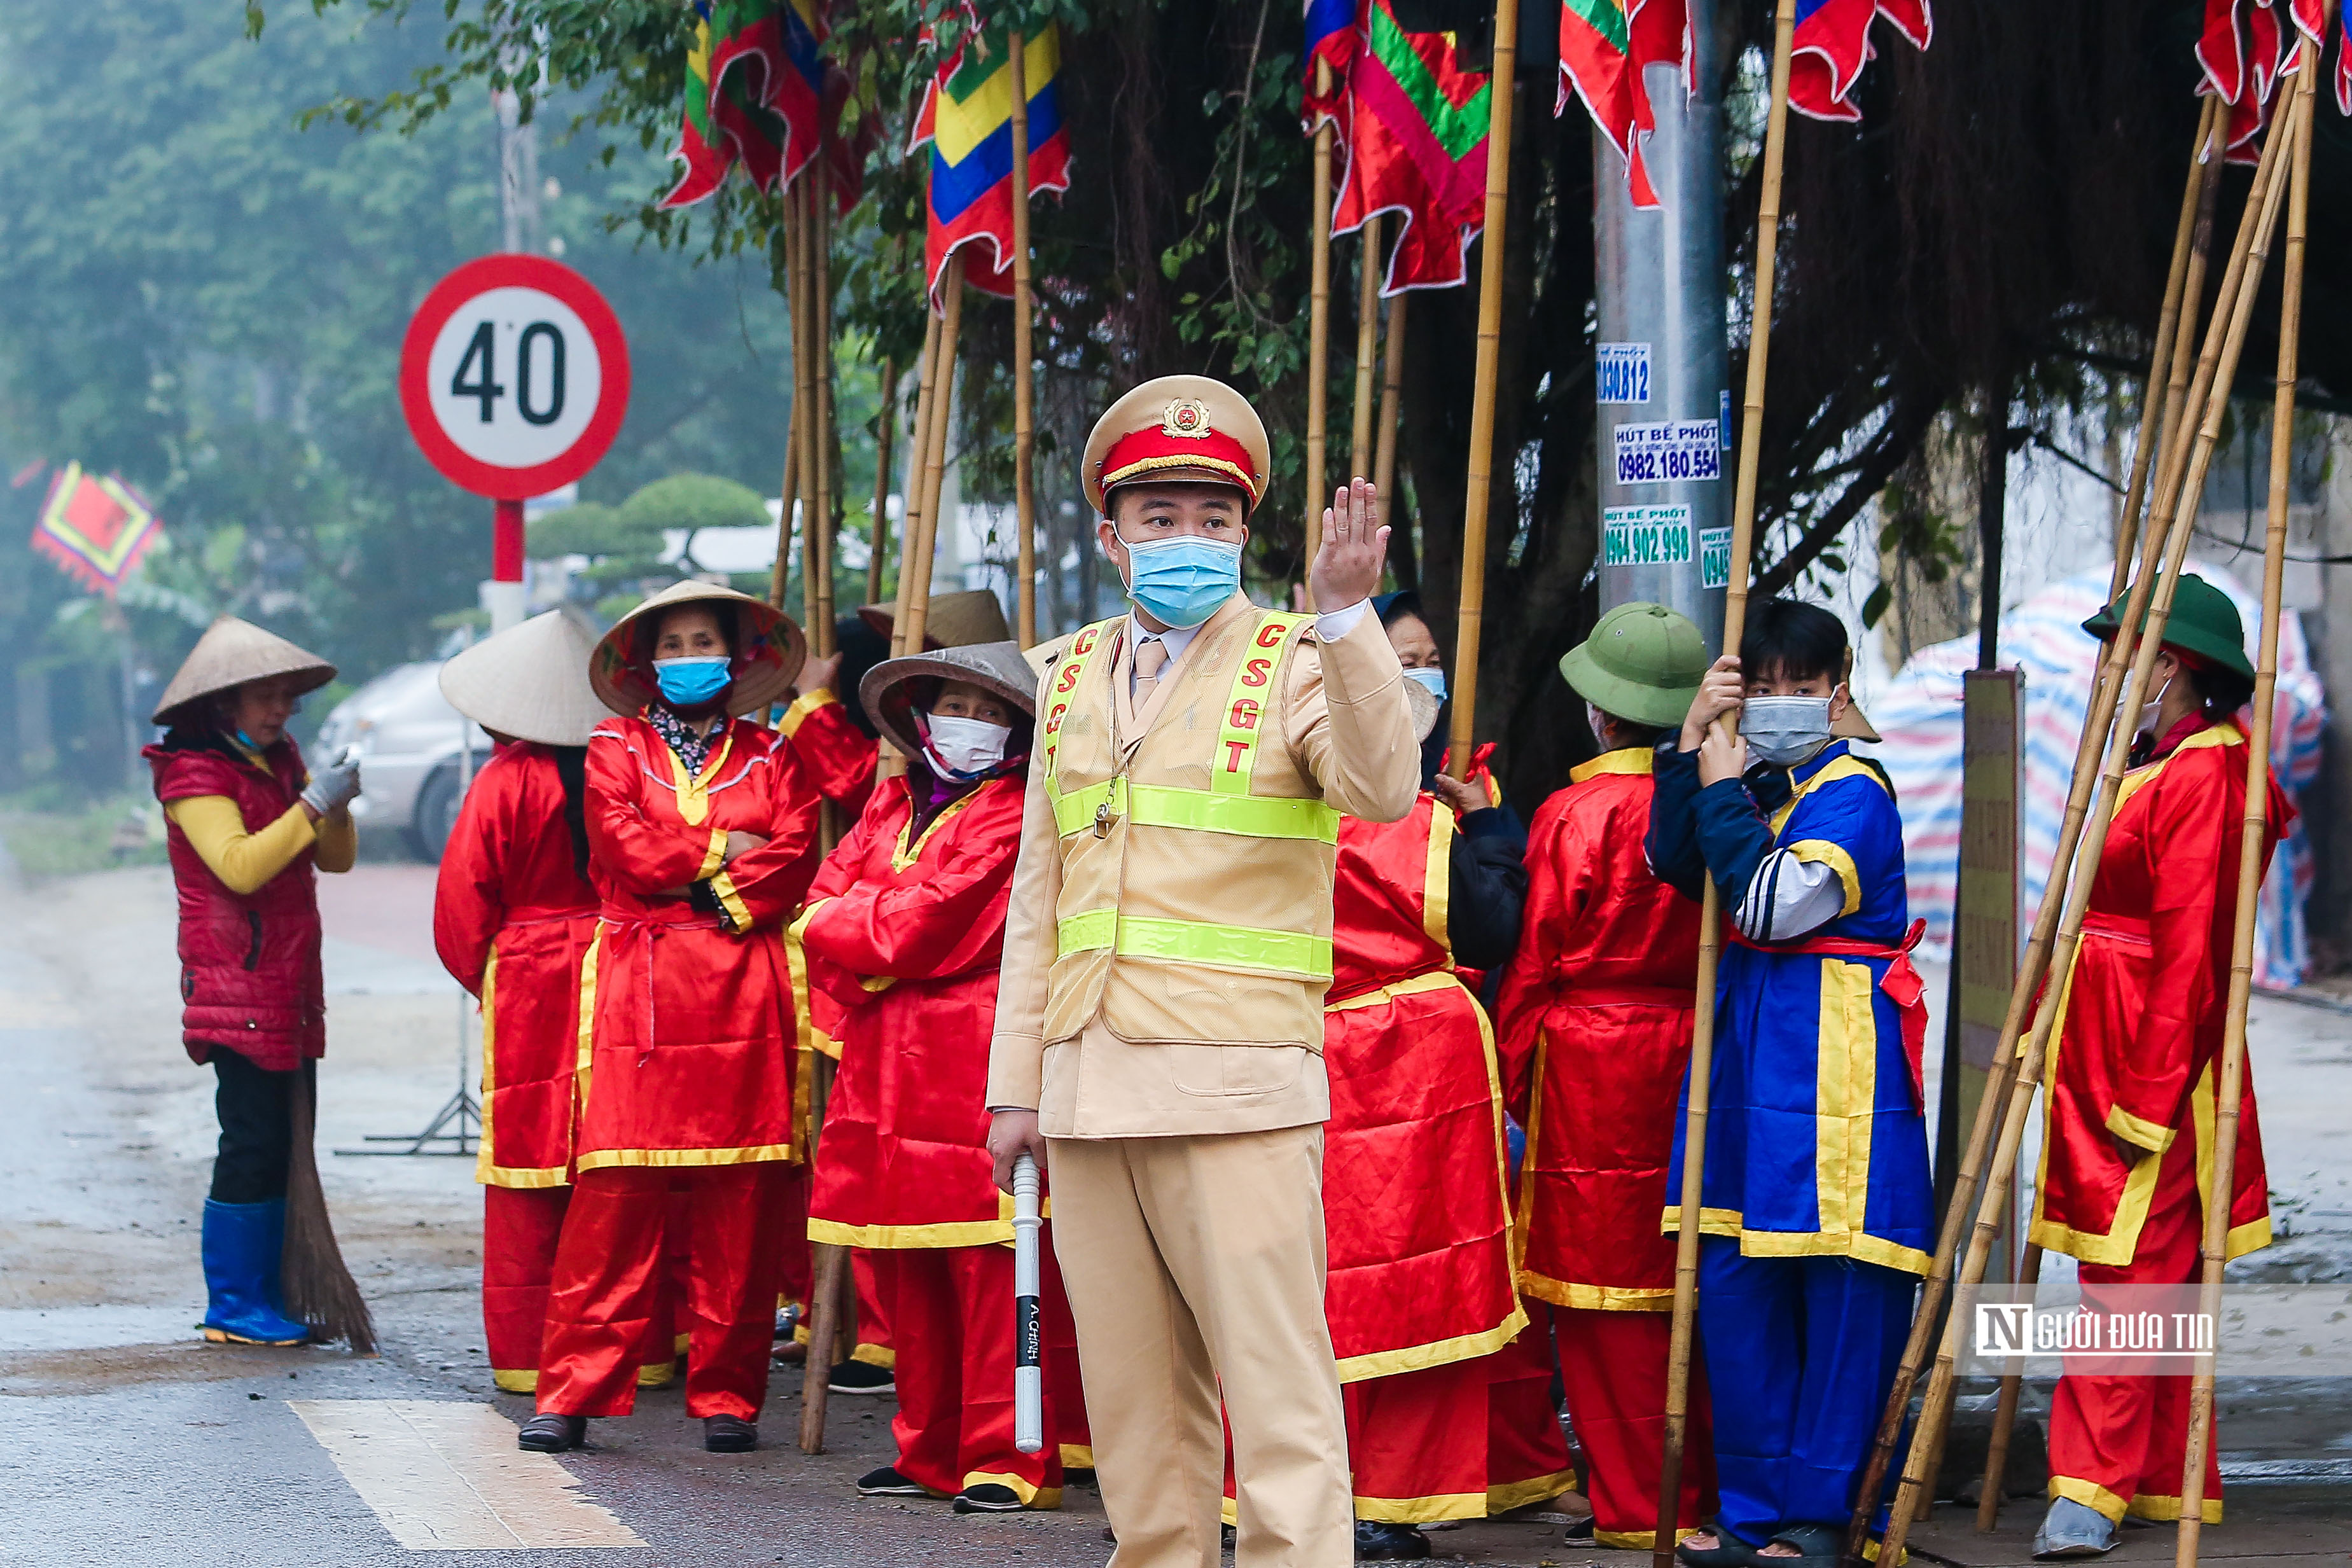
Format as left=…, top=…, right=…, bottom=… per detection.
left=1, top=857, right=2346, bottom=1565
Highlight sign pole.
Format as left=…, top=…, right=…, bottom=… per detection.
left=488, top=498, right=527, bottom=632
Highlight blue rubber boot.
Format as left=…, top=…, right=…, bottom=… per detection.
left=201, top=1199, right=312, bottom=1345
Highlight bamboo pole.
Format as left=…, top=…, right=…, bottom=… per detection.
left=770, top=392, right=801, bottom=613
left=1974, top=1238, right=2042, bottom=1529
left=1374, top=293, right=1407, bottom=537
left=1442, top=0, right=1519, bottom=786
left=793, top=183, right=823, bottom=644
left=813, top=172, right=839, bottom=660
left=1305, top=57, right=1336, bottom=600
left=1870, top=87, right=2304, bottom=1568
left=891, top=303, right=947, bottom=658
left=1652, top=8, right=1790, bottom=1564
left=2111, top=96, right=2222, bottom=601
left=865, top=357, right=899, bottom=609
left=1010, top=29, right=1040, bottom=647
left=901, top=254, right=964, bottom=658
left=1843, top=83, right=2309, bottom=1568
left=2175, top=44, right=2316, bottom=1566
left=1351, top=215, right=1382, bottom=478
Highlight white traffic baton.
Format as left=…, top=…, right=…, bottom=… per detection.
left=1012, top=1151, right=1044, bottom=1454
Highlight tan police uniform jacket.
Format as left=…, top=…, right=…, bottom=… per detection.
left=986, top=591, right=1419, bottom=1138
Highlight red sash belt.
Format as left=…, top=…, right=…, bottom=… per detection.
left=1730, top=917, right=1930, bottom=1110
left=2080, top=913, right=2152, bottom=947
left=1560, top=981, right=1696, bottom=1009
left=502, top=903, right=598, bottom=929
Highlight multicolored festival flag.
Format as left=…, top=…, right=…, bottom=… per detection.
left=31, top=464, right=162, bottom=596
left=1788, top=0, right=1931, bottom=123
left=1331, top=0, right=1491, bottom=294
left=1303, top=0, right=1360, bottom=131
left=1557, top=0, right=1690, bottom=209
left=2197, top=0, right=2285, bottom=162
left=660, top=0, right=829, bottom=207
left=910, top=24, right=1072, bottom=303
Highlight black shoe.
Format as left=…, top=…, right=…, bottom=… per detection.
left=953, top=1483, right=1027, bottom=1513
left=1562, top=1516, right=1597, bottom=1541
left=517, top=1413, right=585, bottom=1453
left=829, top=1359, right=896, bottom=1394
left=858, top=1466, right=929, bottom=1497
left=1355, top=1520, right=1431, bottom=1560
left=702, top=1413, right=758, bottom=1452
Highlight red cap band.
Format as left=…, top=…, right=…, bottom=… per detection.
left=1097, top=422, right=1262, bottom=508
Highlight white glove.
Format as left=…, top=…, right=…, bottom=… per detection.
left=302, top=748, right=362, bottom=815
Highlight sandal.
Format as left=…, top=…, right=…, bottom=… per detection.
left=1676, top=1518, right=1761, bottom=1568
left=1763, top=1523, right=1842, bottom=1568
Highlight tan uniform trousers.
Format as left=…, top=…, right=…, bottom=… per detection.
left=1048, top=1125, right=1352, bottom=1568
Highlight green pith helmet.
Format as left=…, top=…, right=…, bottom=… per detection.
left=2081, top=573, right=2253, bottom=682
left=1558, top=602, right=1708, bottom=730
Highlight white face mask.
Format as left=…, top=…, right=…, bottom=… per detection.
left=2136, top=676, right=2173, bottom=740
left=1587, top=703, right=1612, bottom=749
left=923, top=712, right=1012, bottom=778
left=1739, top=695, right=1836, bottom=768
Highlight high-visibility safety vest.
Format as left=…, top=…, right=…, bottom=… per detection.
left=1036, top=606, right=1344, bottom=1051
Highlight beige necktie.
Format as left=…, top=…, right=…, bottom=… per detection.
left=1133, top=636, right=1169, bottom=704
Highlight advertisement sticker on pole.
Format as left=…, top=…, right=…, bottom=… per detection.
left=399, top=254, right=630, bottom=631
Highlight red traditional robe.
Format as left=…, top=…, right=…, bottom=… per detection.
left=578, top=714, right=822, bottom=1166
left=798, top=770, right=1070, bottom=1506
left=1323, top=794, right=1528, bottom=1520
left=2035, top=717, right=2290, bottom=1529
left=1494, top=746, right=1713, bottom=1546
left=780, top=689, right=878, bottom=818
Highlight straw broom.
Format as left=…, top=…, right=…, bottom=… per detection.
left=1834, top=83, right=2295, bottom=1560
left=1010, top=30, right=1040, bottom=648
left=1649, top=5, right=1792, bottom=1560
left=1868, top=87, right=2305, bottom=1568
left=281, top=1065, right=375, bottom=1354
left=2110, top=96, right=2223, bottom=602
left=1305, top=57, right=1336, bottom=598
left=1442, top=0, right=1520, bottom=787
left=2173, top=37, right=2318, bottom=1565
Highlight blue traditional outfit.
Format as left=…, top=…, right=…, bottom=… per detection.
left=1648, top=737, right=1932, bottom=1551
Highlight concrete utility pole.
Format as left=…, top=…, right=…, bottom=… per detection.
left=1592, top=0, right=1730, bottom=651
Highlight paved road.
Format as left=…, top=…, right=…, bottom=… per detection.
left=0, top=857, right=2345, bottom=1565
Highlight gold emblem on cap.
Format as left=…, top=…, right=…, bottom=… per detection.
left=1160, top=398, right=1214, bottom=440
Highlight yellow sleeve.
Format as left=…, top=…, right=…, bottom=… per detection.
left=312, top=808, right=358, bottom=874
left=164, top=795, right=319, bottom=896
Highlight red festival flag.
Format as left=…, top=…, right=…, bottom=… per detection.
left=910, top=23, right=1072, bottom=303
left=1788, top=0, right=1931, bottom=123
left=31, top=464, right=162, bottom=597
left=1557, top=0, right=1690, bottom=209
left=1304, top=0, right=1360, bottom=131
left=660, top=0, right=830, bottom=207
left=1332, top=0, right=1491, bottom=293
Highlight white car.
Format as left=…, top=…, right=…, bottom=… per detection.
left=314, top=662, right=489, bottom=859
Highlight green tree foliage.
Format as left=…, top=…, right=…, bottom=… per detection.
left=0, top=0, right=811, bottom=793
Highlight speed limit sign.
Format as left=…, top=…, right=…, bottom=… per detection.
left=399, top=254, right=631, bottom=499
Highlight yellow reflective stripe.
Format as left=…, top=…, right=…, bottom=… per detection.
left=1055, top=909, right=1333, bottom=980
left=1050, top=774, right=1338, bottom=842
left=1211, top=611, right=1312, bottom=798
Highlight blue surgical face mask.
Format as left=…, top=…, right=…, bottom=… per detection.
left=653, top=655, right=733, bottom=708
left=1402, top=666, right=1447, bottom=701
left=1739, top=695, right=1835, bottom=768
left=1121, top=533, right=1242, bottom=629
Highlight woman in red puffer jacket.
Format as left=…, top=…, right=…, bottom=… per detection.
left=144, top=616, right=359, bottom=1347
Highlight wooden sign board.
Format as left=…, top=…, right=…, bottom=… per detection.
left=1956, top=667, right=2023, bottom=1279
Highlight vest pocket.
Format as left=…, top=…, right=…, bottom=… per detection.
left=243, top=912, right=264, bottom=971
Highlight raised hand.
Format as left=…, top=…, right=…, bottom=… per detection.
left=1307, top=477, right=1389, bottom=613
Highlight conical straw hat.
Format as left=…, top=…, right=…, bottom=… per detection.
left=855, top=588, right=1011, bottom=651
left=151, top=616, right=337, bottom=728
left=861, top=640, right=1040, bottom=763
left=590, top=578, right=805, bottom=719
left=438, top=607, right=609, bottom=747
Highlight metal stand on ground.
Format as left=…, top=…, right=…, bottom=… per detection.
left=337, top=628, right=484, bottom=1159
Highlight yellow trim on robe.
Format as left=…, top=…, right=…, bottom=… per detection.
left=1568, top=746, right=1655, bottom=785
left=667, top=732, right=737, bottom=827
left=1596, top=1527, right=1704, bottom=1549
left=573, top=929, right=602, bottom=1120
left=1517, top=1273, right=1676, bottom=1312
left=2105, top=1102, right=2176, bottom=1154
left=1783, top=838, right=1863, bottom=917
left=807, top=1216, right=1015, bottom=1249
left=1767, top=754, right=1888, bottom=838
left=574, top=1142, right=797, bottom=1172
left=1662, top=1205, right=1930, bottom=1274
left=776, top=688, right=837, bottom=739
left=1333, top=1308, right=1529, bottom=1385
left=2047, top=1475, right=2134, bottom=1525
left=711, top=869, right=753, bottom=931
left=894, top=787, right=979, bottom=872
left=471, top=947, right=569, bottom=1189
left=1353, top=1490, right=1490, bottom=1525
left=1061, top=1444, right=1096, bottom=1469
left=2114, top=1489, right=2224, bottom=1525
left=637, top=1361, right=675, bottom=1388
left=1421, top=799, right=1455, bottom=952
left=1489, top=1470, right=1579, bottom=1516
left=492, top=1368, right=538, bottom=1393
left=850, top=1343, right=896, bottom=1370
left=697, top=824, right=727, bottom=880
left=1512, top=1031, right=1548, bottom=1283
